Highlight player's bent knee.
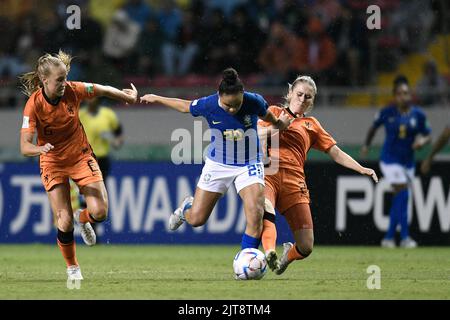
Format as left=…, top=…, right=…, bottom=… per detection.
left=189, top=217, right=207, bottom=227
left=188, top=210, right=208, bottom=227
left=92, top=209, right=108, bottom=222
left=87, top=203, right=108, bottom=222
left=57, top=217, right=73, bottom=232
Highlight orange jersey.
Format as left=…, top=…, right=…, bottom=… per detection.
left=259, top=105, right=336, bottom=179
left=21, top=81, right=96, bottom=165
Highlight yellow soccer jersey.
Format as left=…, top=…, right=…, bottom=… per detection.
left=79, top=106, right=120, bottom=157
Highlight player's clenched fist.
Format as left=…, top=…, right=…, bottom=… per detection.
left=140, top=94, right=159, bottom=104
left=40, top=143, right=54, bottom=155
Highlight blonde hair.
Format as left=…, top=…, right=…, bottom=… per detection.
left=19, top=50, right=72, bottom=97
left=283, top=75, right=317, bottom=114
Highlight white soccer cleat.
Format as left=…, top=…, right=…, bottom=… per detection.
left=169, top=196, right=193, bottom=231
left=67, top=265, right=83, bottom=280
left=381, top=238, right=396, bottom=248
left=265, top=249, right=280, bottom=272
left=400, top=237, right=417, bottom=248
left=275, top=242, right=294, bottom=275
left=74, top=209, right=96, bottom=246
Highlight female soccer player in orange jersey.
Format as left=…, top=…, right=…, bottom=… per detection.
left=19, top=51, right=137, bottom=281
left=258, top=76, right=379, bottom=274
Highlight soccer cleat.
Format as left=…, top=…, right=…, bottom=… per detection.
left=67, top=265, right=83, bottom=280
left=275, top=242, right=294, bottom=275
left=265, top=249, right=280, bottom=272
left=74, top=209, right=96, bottom=246
left=381, top=238, right=396, bottom=248
left=400, top=237, right=417, bottom=248
left=169, top=196, right=193, bottom=231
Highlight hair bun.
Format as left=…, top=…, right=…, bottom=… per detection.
left=222, top=68, right=238, bottom=83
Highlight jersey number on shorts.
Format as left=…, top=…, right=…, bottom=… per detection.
left=248, top=163, right=263, bottom=178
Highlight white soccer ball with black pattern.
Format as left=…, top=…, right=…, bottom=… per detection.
left=233, top=248, right=268, bottom=280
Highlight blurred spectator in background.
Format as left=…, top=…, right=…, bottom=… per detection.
left=292, top=16, right=336, bottom=84
left=275, top=0, right=308, bottom=37
left=122, top=0, right=153, bottom=29
left=416, top=60, right=448, bottom=106
left=245, top=0, right=276, bottom=35
left=258, top=22, right=298, bottom=85
left=162, top=9, right=199, bottom=76
left=204, top=0, right=247, bottom=18
left=102, top=9, right=141, bottom=67
left=137, top=18, right=165, bottom=77
left=198, top=8, right=232, bottom=74
left=327, top=3, right=370, bottom=86
left=159, top=0, right=184, bottom=75
left=390, top=0, right=434, bottom=53
left=227, top=6, right=264, bottom=74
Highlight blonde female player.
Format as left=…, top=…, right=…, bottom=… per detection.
left=258, top=76, right=378, bottom=274
left=20, top=51, right=137, bottom=281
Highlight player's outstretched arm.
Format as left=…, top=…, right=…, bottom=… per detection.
left=140, top=94, right=191, bottom=113
left=421, top=126, right=450, bottom=174
left=95, top=83, right=138, bottom=104
left=327, top=145, right=378, bottom=183
left=20, top=131, right=54, bottom=157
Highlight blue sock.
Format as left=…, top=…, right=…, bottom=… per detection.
left=397, top=189, right=409, bottom=240
left=241, top=233, right=261, bottom=249
left=385, top=195, right=399, bottom=239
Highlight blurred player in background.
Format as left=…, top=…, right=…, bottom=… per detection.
left=140, top=68, right=291, bottom=250
left=258, top=75, right=378, bottom=274
left=420, top=123, right=450, bottom=174
left=361, top=75, right=431, bottom=248
left=78, top=97, right=124, bottom=242
left=19, top=51, right=137, bottom=281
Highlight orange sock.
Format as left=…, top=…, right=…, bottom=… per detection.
left=79, top=209, right=96, bottom=224
left=262, top=218, right=277, bottom=252
left=57, top=240, right=78, bottom=267
left=287, top=243, right=305, bottom=262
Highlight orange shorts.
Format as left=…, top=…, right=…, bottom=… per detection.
left=265, top=168, right=313, bottom=230
left=40, top=155, right=103, bottom=191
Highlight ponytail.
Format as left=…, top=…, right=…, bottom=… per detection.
left=19, top=50, right=72, bottom=97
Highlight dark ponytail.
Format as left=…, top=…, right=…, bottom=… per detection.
left=392, top=75, right=409, bottom=94
left=218, top=68, right=244, bottom=95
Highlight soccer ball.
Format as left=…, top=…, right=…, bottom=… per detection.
left=233, top=248, right=268, bottom=280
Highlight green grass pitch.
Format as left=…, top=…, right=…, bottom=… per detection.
left=0, top=245, right=449, bottom=299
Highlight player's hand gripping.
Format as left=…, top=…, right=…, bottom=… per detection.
left=122, top=83, right=138, bottom=104
left=277, top=110, right=292, bottom=130
left=361, top=167, right=378, bottom=183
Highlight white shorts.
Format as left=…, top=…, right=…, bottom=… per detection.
left=379, top=162, right=415, bottom=185
left=197, top=158, right=265, bottom=194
